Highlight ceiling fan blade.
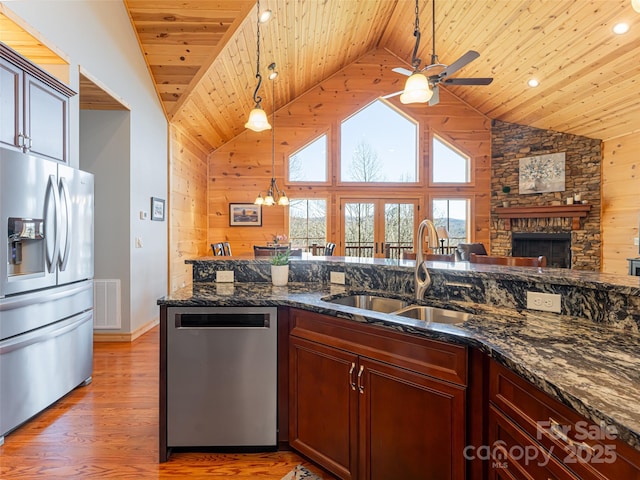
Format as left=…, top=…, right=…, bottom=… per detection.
left=443, top=77, right=493, bottom=85
left=392, top=67, right=413, bottom=77
left=381, top=90, right=403, bottom=99
left=440, top=50, right=480, bottom=78
left=428, top=86, right=440, bottom=106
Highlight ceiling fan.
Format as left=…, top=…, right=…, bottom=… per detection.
left=387, top=0, right=493, bottom=106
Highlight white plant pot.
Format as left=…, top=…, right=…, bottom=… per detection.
left=271, top=265, right=289, bottom=286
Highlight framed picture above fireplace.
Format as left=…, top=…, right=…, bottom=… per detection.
left=519, top=152, right=565, bottom=194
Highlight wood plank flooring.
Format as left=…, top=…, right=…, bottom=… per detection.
left=0, top=327, right=332, bottom=479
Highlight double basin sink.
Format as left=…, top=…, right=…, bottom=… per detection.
left=324, top=294, right=471, bottom=325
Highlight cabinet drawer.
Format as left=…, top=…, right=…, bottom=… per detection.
left=490, top=361, right=640, bottom=480
left=488, top=405, right=579, bottom=480
left=290, top=308, right=467, bottom=385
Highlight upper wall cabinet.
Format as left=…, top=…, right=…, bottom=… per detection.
left=0, top=43, right=74, bottom=163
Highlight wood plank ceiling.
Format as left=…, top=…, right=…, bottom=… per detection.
left=124, top=1, right=640, bottom=150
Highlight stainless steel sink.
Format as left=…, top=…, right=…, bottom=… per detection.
left=324, top=295, right=409, bottom=313
left=392, top=305, right=471, bottom=324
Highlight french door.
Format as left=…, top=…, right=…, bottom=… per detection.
left=341, top=198, right=419, bottom=258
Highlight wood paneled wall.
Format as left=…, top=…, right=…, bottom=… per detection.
left=602, top=132, right=640, bottom=275
left=206, top=48, right=492, bottom=256
left=169, top=125, right=210, bottom=290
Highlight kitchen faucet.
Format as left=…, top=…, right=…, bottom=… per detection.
left=415, top=219, right=439, bottom=300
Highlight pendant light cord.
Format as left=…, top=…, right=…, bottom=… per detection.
left=252, top=0, right=263, bottom=106
left=410, top=0, right=421, bottom=71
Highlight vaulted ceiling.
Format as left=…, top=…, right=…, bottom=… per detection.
left=123, top=0, right=640, bottom=152
left=17, top=0, right=640, bottom=153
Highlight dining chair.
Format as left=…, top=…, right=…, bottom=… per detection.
left=324, top=242, right=336, bottom=256
left=456, top=243, right=488, bottom=261
left=469, top=253, right=547, bottom=267
left=222, top=241, right=232, bottom=256
left=211, top=242, right=225, bottom=256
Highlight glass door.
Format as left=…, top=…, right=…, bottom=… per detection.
left=341, top=199, right=418, bottom=258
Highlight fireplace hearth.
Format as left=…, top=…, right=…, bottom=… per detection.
left=512, top=232, right=571, bottom=268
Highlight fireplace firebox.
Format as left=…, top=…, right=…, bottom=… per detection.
left=512, top=232, right=571, bottom=268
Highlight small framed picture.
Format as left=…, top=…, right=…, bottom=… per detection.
left=229, top=203, right=262, bottom=226
left=151, top=197, right=165, bottom=221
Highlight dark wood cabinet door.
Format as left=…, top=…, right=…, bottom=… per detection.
left=289, top=336, right=358, bottom=480
left=0, top=57, right=23, bottom=151
left=358, top=357, right=467, bottom=480
left=24, top=73, right=68, bottom=162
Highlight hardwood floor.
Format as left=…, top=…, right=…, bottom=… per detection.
left=0, top=327, right=331, bottom=479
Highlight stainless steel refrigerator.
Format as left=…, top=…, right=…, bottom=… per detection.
left=0, top=146, right=94, bottom=444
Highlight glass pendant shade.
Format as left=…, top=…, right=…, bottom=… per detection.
left=264, top=192, right=275, bottom=206
left=254, top=193, right=265, bottom=205
left=400, top=73, right=433, bottom=104
left=633, top=0, right=640, bottom=13
left=245, top=107, right=271, bottom=132
left=278, top=192, right=289, bottom=206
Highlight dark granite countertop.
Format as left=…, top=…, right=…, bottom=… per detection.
left=159, top=280, right=640, bottom=452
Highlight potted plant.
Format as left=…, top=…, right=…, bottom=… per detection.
left=270, top=249, right=291, bottom=286
left=501, top=185, right=511, bottom=207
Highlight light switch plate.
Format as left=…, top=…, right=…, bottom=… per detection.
left=330, top=271, right=346, bottom=285
left=216, top=270, right=234, bottom=283
left=634, top=237, right=639, bottom=246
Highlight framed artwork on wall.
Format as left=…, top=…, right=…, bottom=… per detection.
left=229, top=203, right=262, bottom=226
left=519, top=152, right=565, bottom=194
left=151, top=197, right=165, bottom=221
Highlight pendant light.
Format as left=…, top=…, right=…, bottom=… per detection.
left=400, top=0, right=433, bottom=104
left=633, top=0, right=640, bottom=13
left=255, top=63, right=288, bottom=206
left=245, top=0, right=272, bottom=132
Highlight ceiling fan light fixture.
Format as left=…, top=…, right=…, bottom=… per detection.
left=400, top=73, right=433, bottom=104
left=245, top=106, right=271, bottom=132
left=632, top=0, right=640, bottom=13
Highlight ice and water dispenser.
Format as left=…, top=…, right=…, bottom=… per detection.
left=7, top=217, right=45, bottom=277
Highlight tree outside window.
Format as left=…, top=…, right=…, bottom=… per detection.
left=288, top=199, right=327, bottom=251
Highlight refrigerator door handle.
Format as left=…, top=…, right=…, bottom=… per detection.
left=59, top=177, right=71, bottom=271
left=47, top=174, right=61, bottom=274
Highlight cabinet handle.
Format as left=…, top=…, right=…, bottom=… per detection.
left=27, top=135, right=32, bottom=150
left=349, top=362, right=356, bottom=391
left=549, top=418, right=595, bottom=455
left=357, top=365, right=365, bottom=393
left=18, top=132, right=25, bottom=150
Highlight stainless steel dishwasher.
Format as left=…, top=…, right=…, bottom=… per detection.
left=166, top=306, right=277, bottom=449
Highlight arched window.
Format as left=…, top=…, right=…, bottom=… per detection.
left=432, top=135, right=470, bottom=183
left=340, top=100, right=418, bottom=183
left=288, top=135, right=327, bottom=182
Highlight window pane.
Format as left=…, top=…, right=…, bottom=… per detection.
left=384, top=203, right=414, bottom=259
left=432, top=136, right=470, bottom=183
left=344, top=202, right=375, bottom=257
left=433, top=199, right=469, bottom=246
left=289, top=135, right=327, bottom=182
left=341, top=100, right=417, bottom=182
left=289, top=199, right=327, bottom=251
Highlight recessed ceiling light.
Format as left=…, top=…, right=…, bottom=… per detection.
left=259, top=9, right=272, bottom=23
left=613, top=22, right=630, bottom=34
left=528, top=79, right=539, bottom=88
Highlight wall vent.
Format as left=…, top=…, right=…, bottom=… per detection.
left=93, top=279, right=121, bottom=329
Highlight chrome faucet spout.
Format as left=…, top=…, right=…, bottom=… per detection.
left=415, top=219, right=439, bottom=300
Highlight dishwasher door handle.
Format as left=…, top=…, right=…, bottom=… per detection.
left=174, top=312, right=271, bottom=329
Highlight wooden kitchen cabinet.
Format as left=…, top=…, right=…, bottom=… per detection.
left=489, top=360, right=640, bottom=480
left=0, top=43, right=73, bottom=162
left=289, top=308, right=467, bottom=480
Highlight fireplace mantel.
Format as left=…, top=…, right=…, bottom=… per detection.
left=496, top=204, right=591, bottom=230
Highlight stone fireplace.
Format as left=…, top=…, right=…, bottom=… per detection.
left=490, top=120, right=602, bottom=271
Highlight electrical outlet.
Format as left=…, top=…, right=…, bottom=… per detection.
left=330, top=271, right=346, bottom=285
left=216, top=270, right=234, bottom=283
left=634, top=237, right=639, bottom=246
left=526, top=291, right=561, bottom=313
